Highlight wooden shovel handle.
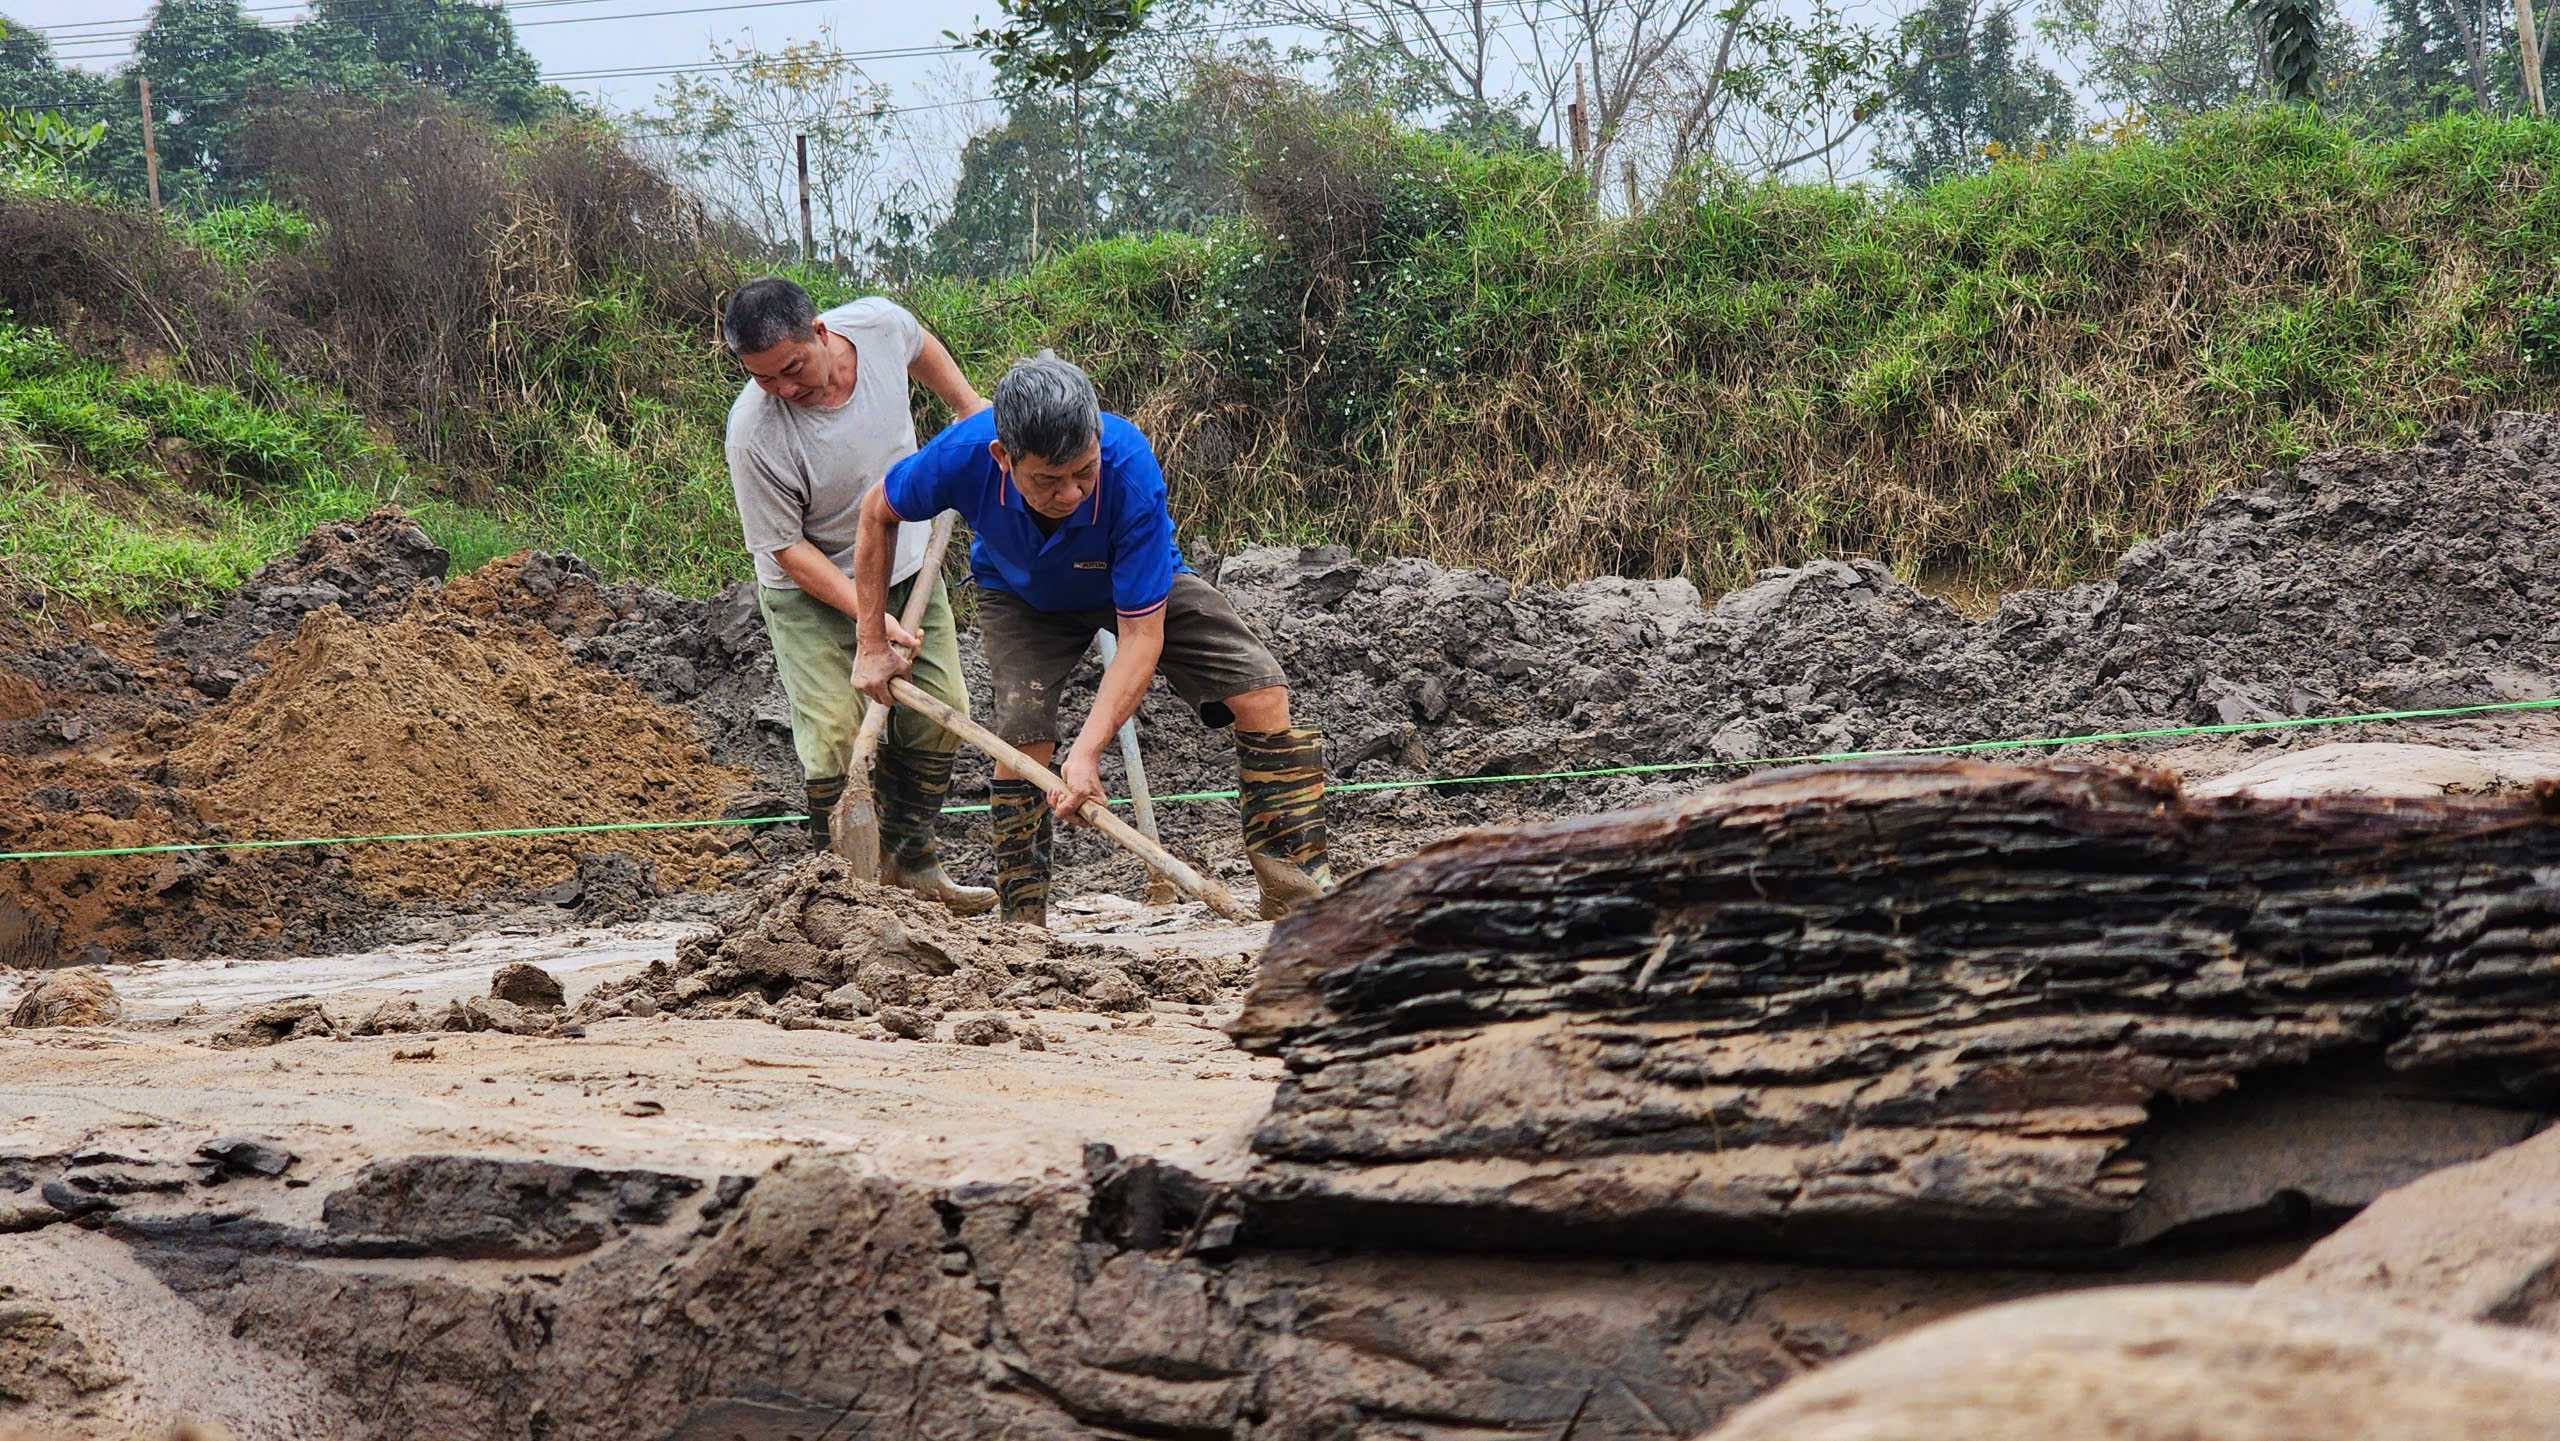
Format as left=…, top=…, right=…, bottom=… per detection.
left=848, top=512, right=958, bottom=767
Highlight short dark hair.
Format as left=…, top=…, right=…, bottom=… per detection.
left=722, top=276, right=817, bottom=355
left=992, top=351, right=1101, bottom=463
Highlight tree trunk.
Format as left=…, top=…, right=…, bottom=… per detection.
left=1232, top=759, right=2560, bottom=1263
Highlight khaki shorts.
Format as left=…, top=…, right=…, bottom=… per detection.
left=979, top=573, right=1289, bottom=745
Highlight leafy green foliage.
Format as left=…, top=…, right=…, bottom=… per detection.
left=181, top=200, right=314, bottom=269
left=298, top=0, right=566, bottom=124
left=0, top=19, right=102, bottom=174
left=915, top=107, right=2560, bottom=590
left=2521, top=292, right=2560, bottom=378
left=0, top=0, right=563, bottom=207
left=2234, top=0, right=2324, bottom=102
left=952, top=0, right=1160, bottom=95
left=1878, top=0, right=2079, bottom=185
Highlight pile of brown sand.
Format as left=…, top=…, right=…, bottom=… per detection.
left=169, top=604, right=755, bottom=901
left=580, top=855, right=1250, bottom=1026
left=1, top=739, right=376, bottom=968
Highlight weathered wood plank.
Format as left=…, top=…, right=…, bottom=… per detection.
left=1231, top=759, right=2560, bottom=1261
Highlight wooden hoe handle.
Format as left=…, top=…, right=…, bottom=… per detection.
left=886, top=677, right=1254, bottom=924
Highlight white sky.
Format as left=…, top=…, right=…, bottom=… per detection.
left=7, top=0, right=2413, bottom=191
left=9, top=0, right=1014, bottom=117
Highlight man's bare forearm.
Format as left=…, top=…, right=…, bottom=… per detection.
left=773, top=539, right=871, bottom=621
left=846, top=486, right=905, bottom=646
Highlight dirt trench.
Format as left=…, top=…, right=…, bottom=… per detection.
left=0, top=1014, right=2308, bottom=1441
left=4, top=416, right=2560, bottom=1438
left=9, top=416, right=2560, bottom=970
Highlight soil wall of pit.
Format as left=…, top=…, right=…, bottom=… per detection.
left=4, top=1148, right=2305, bottom=1441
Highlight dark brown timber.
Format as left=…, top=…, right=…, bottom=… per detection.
left=1231, top=758, right=2560, bottom=1263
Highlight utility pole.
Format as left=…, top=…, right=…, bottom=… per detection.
left=2520, top=0, right=2548, bottom=117
left=136, top=74, right=162, bottom=215
left=795, top=133, right=815, bottom=268
left=1568, top=63, right=1589, bottom=174
left=1622, top=160, right=1641, bottom=218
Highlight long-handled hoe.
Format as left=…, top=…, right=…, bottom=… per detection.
left=886, top=679, right=1254, bottom=924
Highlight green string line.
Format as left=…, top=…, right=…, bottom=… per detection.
left=9, top=695, right=2556, bottom=861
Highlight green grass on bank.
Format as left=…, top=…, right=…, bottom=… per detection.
left=6, top=105, right=2560, bottom=619
left=908, top=106, right=2560, bottom=589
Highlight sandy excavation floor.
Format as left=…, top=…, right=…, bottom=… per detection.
left=4, top=903, right=1282, bottom=1194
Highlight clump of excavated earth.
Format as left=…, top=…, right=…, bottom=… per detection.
left=5, top=417, right=2560, bottom=1439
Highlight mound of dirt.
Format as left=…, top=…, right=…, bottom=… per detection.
left=1, top=739, right=383, bottom=968
left=154, top=508, right=450, bottom=696
left=440, top=550, right=621, bottom=640
left=3, top=529, right=766, bottom=968
left=579, top=854, right=1249, bottom=1027
left=168, top=605, right=751, bottom=900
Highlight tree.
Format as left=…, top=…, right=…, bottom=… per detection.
left=929, top=58, right=1258, bottom=274
left=646, top=31, right=902, bottom=264
left=1876, top=0, right=2077, bottom=186
left=2040, top=0, right=2258, bottom=129
left=296, top=0, right=567, bottom=124
left=2234, top=0, right=2323, bottom=101
left=1258, top=0, right=1893, bottom=199
left=2359, top=0, right=2550, bottom=119
left=128, top=0, right=287, bottom=194
left=950, top=0, right=1159, bottom=234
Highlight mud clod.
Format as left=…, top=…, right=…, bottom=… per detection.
left=582, top=854, right=1250, bottom=1023
left=6, top=969, right=121, bottom=1028
left=952, top=1014, right=1013, bottom=1047
left=490, top=963, right=565, bottom=1011
left=208, top=997, right=339, bottom=1050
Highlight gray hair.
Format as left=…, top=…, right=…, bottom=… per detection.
left=992, top=351, right=1101, bottom=463
left=722, top=275, right=816, bottom=355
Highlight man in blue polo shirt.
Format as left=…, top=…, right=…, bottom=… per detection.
left=848, top=353, right=1332, bottom=927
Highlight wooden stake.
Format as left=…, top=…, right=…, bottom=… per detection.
left=1569, top=63, right=1590, bottom=172
left=885, top=678, right=1253, bottom=923
left=795, top=133, right=815, bottom=267
left=137, top=74, right=162, bottom=215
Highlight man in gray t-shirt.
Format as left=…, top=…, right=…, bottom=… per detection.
left=722, top=275, right=993, bottom=912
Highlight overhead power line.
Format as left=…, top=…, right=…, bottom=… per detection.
left=43, top=0, right=851, bottom=61
left=39, top=0, right=795, bottom=40
left=25, top=0, right=1520, bottom=118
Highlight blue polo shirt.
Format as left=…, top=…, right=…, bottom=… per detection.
left=881, top=408, right=1189, bottom=617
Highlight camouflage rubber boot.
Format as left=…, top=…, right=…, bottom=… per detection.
left=876, top=745, right=997, bottom=915
left=989, top=776, right=1053, bottom=929
left=1236, top=726, right=1335, bottom=920
left=803, top=773, right=846, bottom=848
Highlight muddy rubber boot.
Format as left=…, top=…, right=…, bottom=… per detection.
left=989, top=776, right=1053, bottom=929
left=1237, top=726, right=1335, bottom=920
left=877, top=745, right=997, bottom=915
left=803, top=774, right=846, bottom=849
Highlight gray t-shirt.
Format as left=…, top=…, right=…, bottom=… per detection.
left=726, top=296, right=935, bottom=592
